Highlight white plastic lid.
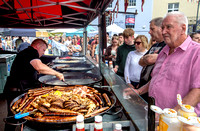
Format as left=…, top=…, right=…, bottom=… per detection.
left=115, top=124, right=122, bottom=130
left=181, top=104, right=195, bottom=113
left=150, top=105, right=163, bottom=114
left=95, top=115, right=102, bottom=122
left=163, top=108, right=177, bottom=117
left=76, top=115, right=84, bottom=122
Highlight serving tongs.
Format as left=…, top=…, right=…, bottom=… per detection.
left=61, top=79, right=70, bottom=85
left=3, top=109, right=37, bottom=130
left=14, top=109, right=38, bottom=119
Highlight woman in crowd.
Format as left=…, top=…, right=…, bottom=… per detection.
left=94, top=37, right=99, bottom=62
left=105, top=36, right=119, bottom=67
left=124, top=35, right=148, bottom=89
left=147, top=37, right=157, bottom=50
left=190, top=32, right=200, bottom=43
left=72, top=38, right=82, bottom=56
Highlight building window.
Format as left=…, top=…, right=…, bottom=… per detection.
left=128, top=0, right=136, bottom=7
left=168, top=3, right=179, bottom=12
left=108, top=3, right=112, bottom=8
left=125, top=15, right=135, bottom=28
left=106, top=15, right=110, bottom=26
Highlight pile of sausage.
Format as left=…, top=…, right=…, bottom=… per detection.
left=11, top=85, right=112, bottom=123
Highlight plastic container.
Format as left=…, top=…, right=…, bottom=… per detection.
left=105, top=60, right=108, bottom=66
left=109, top=61, right=113, bottom=69
left=76, top=115, right=85, bottom=131
left=94, top=115, right=103, bottom=131
left=177, top=104, right=197, bottom=119
left=113, top=124, right=122, bottom=131
left=159, top=108, right=181, bottom=131
left=178, top=116, right=200, bottom=131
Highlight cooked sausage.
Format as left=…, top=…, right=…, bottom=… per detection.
left=102, top=93, right=111, bottom=106
left=85, top=107, right=109, bottom=118
left=94, top=94, right=103, bottom=105
left=43, top=112, right=78, bottom=116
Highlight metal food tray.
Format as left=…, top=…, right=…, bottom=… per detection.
left=72, top=120, right=135, bottom=131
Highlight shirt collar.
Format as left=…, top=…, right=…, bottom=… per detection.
left=162, top=36, right=192, bottom=54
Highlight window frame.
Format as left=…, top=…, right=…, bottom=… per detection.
left=128, top=0, right=136, bottom=8
left=168, top=3, right=179, bottom=12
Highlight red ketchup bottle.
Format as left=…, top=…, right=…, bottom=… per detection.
left=76, top=115, right=85, bottom=131
left=94, top=115, right=103, bottom=131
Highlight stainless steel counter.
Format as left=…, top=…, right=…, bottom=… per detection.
left=100, top=62, right=148, bottom=131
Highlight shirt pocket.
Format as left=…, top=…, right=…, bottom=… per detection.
left=165, top=62, right=187, bottom=82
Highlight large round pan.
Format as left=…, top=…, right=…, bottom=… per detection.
left=38, top=72, right=102, bottom=86
left=10, top=86, right=116, bottom=130
left=59, top=56, right=86, bottom=60
left=51, top=63, right=94, bottom=72
left=52, top=59, right=86, bottom=64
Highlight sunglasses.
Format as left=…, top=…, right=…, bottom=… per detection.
left=134, top=42, right=142, bottom=45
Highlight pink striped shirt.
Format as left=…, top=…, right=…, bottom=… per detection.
left=149, top=36, right=200, bottom=115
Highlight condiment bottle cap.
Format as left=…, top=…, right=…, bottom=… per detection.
left=115, top=124, right=122, bottom=130
left=163, top=108, right=177, bottom=117
left=77, top=115, right=84, bottom=122
left=181, top=104, right=195, bottom=113
left=95, top=115, right=102, bottom=122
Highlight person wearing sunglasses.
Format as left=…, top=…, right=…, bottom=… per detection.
left=124, top=35, right=148, bottom=89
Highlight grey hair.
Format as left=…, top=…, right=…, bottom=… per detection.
left=164, top=11, right=188, bottom=34
left=150, top=17, right=163, bottom=27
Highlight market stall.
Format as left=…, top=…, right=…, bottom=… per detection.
left=0, top=0, right=149, bottom=130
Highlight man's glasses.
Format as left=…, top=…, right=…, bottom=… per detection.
left=134, top=42, right=142, bottom=45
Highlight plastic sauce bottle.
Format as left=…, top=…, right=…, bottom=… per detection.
left=178, top=116, right=200, bottom=131
left=159, top=108, right=181, bottom=131
left=113, top=124, right=122, bottom=131
left=109, top=61, right=113, bottom=69
left=178, top=104, right=197, bottom=119
left=76, top=115, right=85, bottom=131
left=94, top=115, right=103, bottom=131
left=177, top=105, right=197, bottom=131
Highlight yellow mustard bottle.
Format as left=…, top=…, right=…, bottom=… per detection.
left=159, top=108, right=181, bottom=131
left=178, top=104, right=197, bottom=119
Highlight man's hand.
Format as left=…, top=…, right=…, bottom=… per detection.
left=113, top=67, right=118, bottom=73
left=128, top=83, right=135, bottom=89
left=123, top=88, right=139, bottom=96
left=143, top=54, right=158, bottom=65
left=56, top=72, right=64, bottom=81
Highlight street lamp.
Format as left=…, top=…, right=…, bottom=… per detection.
left=195, top=0, right=200, bottom=32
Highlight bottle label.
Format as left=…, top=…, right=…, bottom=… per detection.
left=159, top=119, right=168, bottom=131
left=76, top=123, right=84, bottom=129
left=95, top=123, right=103, bottom=130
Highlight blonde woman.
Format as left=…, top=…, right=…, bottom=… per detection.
left=72, top=38, right=82, bottom=56
left=124, top=35, right=148, bottom=89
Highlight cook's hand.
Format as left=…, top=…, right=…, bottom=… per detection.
left=56, top=72, right=64, bottom=81
left=143, top=54, right=158, bottom=65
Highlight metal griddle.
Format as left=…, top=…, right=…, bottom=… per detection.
left=38, top=72, right=102, bottom=86
left=51, top=63, right=94, bottom=72
left=52, top=59, right=86, bottom=64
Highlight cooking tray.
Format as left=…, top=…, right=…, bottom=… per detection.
left=52, top=59, right=86, bottom=64
left=52, top=63, right=94, bottom=72
left=38, top=72, right=102, bottom=86
left=10, top=86, right=116, bottom=130
left=59, top=56, right=86, bottom=60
